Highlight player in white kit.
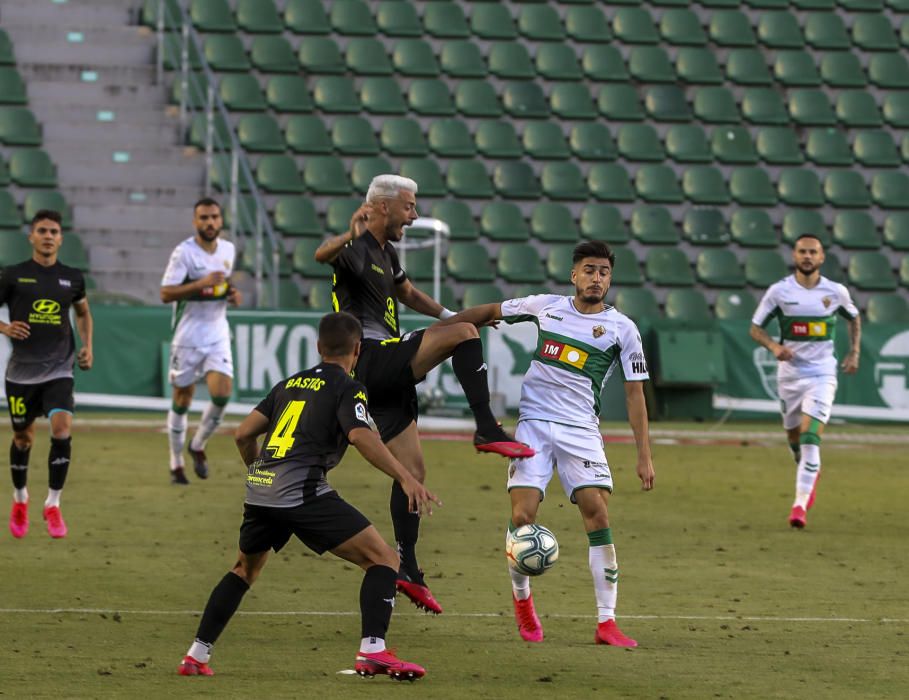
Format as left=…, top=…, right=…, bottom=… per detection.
left=441, top=241, right=655, bottom=647
left=750, top=234, right=860, bottom=529
left=160, top=198, right=240, bottom=484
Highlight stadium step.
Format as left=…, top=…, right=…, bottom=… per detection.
left=17, top=62, right=157, bottom=86
left=63, top=184, right=201, bottom=208
left=73, top=203, right=194, bottom=234
left=5, top=25, right=154, bottom=66
left=26, top=81, right=168, bottom=108
left=0, top=0, right=135, bottom=25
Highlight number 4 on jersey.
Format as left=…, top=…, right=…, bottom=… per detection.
left=266, top=400, right=306, bottom=458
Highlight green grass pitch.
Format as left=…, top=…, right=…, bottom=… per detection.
left=0, top=419, right=907, bottom=699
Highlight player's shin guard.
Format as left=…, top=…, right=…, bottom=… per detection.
left=194, top=571, right=250, bottom=652
left=190, top=396, right=228, bottom=452
left=10, top=442, right=30, bottom=499
left=451, top=337, right=497, bottom=433
left=360, top=564, right=398, bottom=643
left=168, top=404, right=189, bottom=469
left=588, top=528, right=618, bottom=622
left=48, top=437, right=71, bottom=491
left=390, top=481, right=421, bottom=581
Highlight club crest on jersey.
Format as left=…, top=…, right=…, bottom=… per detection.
left=540, top=339, right=588, bottom=369
left=592, top=325, right=605, bottom=338
left=355, top=402, right=368, bottom=423
left=822, top=296, right=832, bottom=309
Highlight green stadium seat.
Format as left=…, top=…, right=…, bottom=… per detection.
left=351, top=154, right=390, bottom=194
left=645, top=247, right=694, bottom=286
left=536, top=45, right=583, bottom=81
left=291, top=238, right=323, bottom=277
left=475, top=121, right=521, bottom=159
left=872, top=172, right=909, bottom=208
left=778, top=169, right=824, bottom=206
left=903, top=17, right=909, bottom=45
left=824, top=170, right=871, bottom=208
left=726, top=48, right=773, bottom=85
left=684, top=209, right=729, bottom=246
left=345, top=38, right=392, bottom=75
left=804, top=12, right=850, bottom=49
left=203, top=35, right=249, bottom=72
left=838, top=90, right=884, bottom=127
left=745, top=249, right=788, bottom=287
left=480, top=202, right=529, bottom=242
left=23, top=191, right=71, bottom=228
left=833, top=211, right=881, bottom=249
left=866, top=294, right=909, bottom=323
left=401, top=247, right=445, bottom=282
left=376, top=1, right=421, bottom=37
left=884, top=92, right=909, bottom=127
left=494, top=161, right=541, bottom=199
left=255, top=154, right=303, bottom=193
left=806, top=128, right=853, bottom=165
left=632, top=206, right=680, bottom=244
left=758, top=11, right=804, bottom=48
left=837, top=0, right=881, bottom=9
left=820, top=52, right=867, bottom=88
left=676, top=48, right=723, bottom=85
left=297, top=36, right=344, bottom=73
left=331, top=116, right=378, bottom=155
left=447, top=242, right=495, bottom=282
left=518, top=5, right=565, bottom=41
left=462, top=283, right=505, bottom=307
left=618, top=124, right=665, bottom=162
left=565, top=6, right=612, bottom=43
left=285, top=0, right=330, bottom=34
left=902, top=134, right=909, bottom=161
left=742, top=88, right=789, bottom=125
left=588, top=163, right=635, bottom=202
left=712, top=126, right=758, bottom=164
left=236, top=0, right=281, bottom=33
left=611, top=247, right=644, bottom=286
left=614, top=288, right=661, bottom=321
left=710, top=10, right=757, bottom=46
left=285, top=114, right=331, bottom=153
left=788, top=89, right=836, bottom=126
left=697, top=249, right=745, bottom=287
left=324, top=198, right=360, bottom=234
left=141, top=0, right=182, bottom=29
left=497, top=243, right=546, bottom=283
left=306, top=280, right=333, bottom=311
left=580, top=204, right=630, bottom=243
left=488, top=42, right=534, bottom=80
left=503, top=82, right=550, bottom=119
left=219, top=75, right=265, bottom=111
left=0, top=29, right=12, bottom=66
left=423, top=2, right=470, bottom=38
left=583, top=46, right=629, bottom=82
left=665, top=289, right=712, bottom=323
left=884, top=213, right=909, bottom=250
left=0, top=156, right=10, bottom=187
left=756, top=126, right=804, bottom=164
left=426, top=118, right=472, bottom=157
left=303, top=155, right=351, bottom=194
left=0, top=190, right=20, bottom=229
left=693, top=86, right=740, bottom=123
left=360, top=76, right=406, bottom=115
left=408, top=78, right=454, bottom=116
left=432, top=200, right=477, bottom=240
left=171, top=74, right=212, bottom=110
left=902, top=256, right=909, bottom=287
left=190, top=0, right=235, bottom=32
left=628, top=46, right=676, bottom=83
left=440, top=40, right=487, bottom=78
left=161, top=34, right=201, bottom=71
left=852, top=14, right=899, bottom=50
left=660, top=9, right=707, bottom=46
left=470, top=4, right=517, bottom=40
left=613, top=7, right=659, bottom=44
left=0, top=231, right=33, bottom=262
left=683, top=165, right=730, bottom=204
left=446, top=160, right=494, bottom=198
left=266, top=75, right=313, bottom=112
left=821, top=251, right=847, bottom=282
left=644, top=86, right=691, bottom=122
left=550, top=84, right=597, bottom=120
left=570, top=123, right=616, bottom=161
left=236, top=114, right=284, bottom=153
left=731, top=167, right=778, bottom=206
left=381, top=118, right=428, bottom=156
left=455, top=80, right=502, bottom=117
left=261, top=279, right=305, bottom=309
left=530, top=203, right=579, bottom=243
left=9, top=150, right=57, bottom=187
left=636, top=165, right=683, bottom=203
left=598, top=84, right=644, bottom=121
left=869, top=54, right=909, bottom=88
left=393, top=39, right=439, bottom=77
left=783, top=209, right=830, bottom=245
left=853, top=130, right=900, bottom=166
left=330, top=0, right=376, bottom=35
left=546, top=244, right=574, bottom=282
left=524, top=123, right=570, bottom=160
left=209, top=154, right=249, bottom=193
left=731, top=209, right=777, bottom=247
left=274, top=197, right=320, bottom=236
left=665, top=124, right=711, bottom=163
left=848, top=251, right=897, bottom=290
left=715, top=290, right=758, bottom=320
left=250, top=36, right=296, bottom=73
left=774, top=51, right=821, bottom=86
left=400, top=158, right=446, bottom=197
left=57, top=234, right=89, bottom=271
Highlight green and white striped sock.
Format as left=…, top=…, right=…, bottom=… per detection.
left=588, top=528, right=618, bottom=623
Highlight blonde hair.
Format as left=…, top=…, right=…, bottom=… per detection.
left=366, top=174, right=418, bottom=203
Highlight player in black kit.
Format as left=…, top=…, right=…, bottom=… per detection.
left=0, top=210, right=93, bottom=539
left=315, top=174, right=535, bottom=615
left=177, top=312, right=439, bottom=681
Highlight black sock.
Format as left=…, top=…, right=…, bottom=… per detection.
left=360, top=564, right=398, bottom=640
left=390, top=481, right=421, bottom=582
left=10, top=442, right=29, bottom=490
left=195, top=571, right=250, bottom=645
left=48, top=437, right=71, bottom=490
left=451, top=337, right=497, bottom=433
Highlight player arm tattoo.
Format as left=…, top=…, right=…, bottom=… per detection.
left=624, top=381, right=655, bottom=491
left=235, top=410, right=270, bottom=466
left=842, top=315, right=861, bottom=373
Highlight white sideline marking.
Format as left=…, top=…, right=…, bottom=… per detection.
left=0, top=608, right=903, bottom=623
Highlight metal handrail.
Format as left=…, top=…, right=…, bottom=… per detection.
left=399, top=217, right=451, bottom=304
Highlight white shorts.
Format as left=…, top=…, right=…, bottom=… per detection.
left=778, top=376, right=837, bottom=430
left=169, top=338, right=234, bottom=388
left=507, top=419, right=613, bottom=503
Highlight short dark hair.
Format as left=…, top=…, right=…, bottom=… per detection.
left=794, top=234, right=824, bottom=248
left=30, top=210, right=62, bottom=230
left=573, top=240, right=615, bottom=268
left=194, top=197, right=221, bottom=213
left=319, top=312, right=362, bottom=357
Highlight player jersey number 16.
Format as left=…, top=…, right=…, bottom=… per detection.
left=8, top=396, right=25, bottom=416
left=266, top=400, right=306, bottom=458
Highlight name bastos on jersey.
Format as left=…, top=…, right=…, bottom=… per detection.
left=501, top=295, right=650, bottom=430
left=752, top=275, right=859, bottom=382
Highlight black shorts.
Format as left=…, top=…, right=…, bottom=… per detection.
left=5, top=377, right=74, bottom=430
left=238, top=493, right=371, bottom=555
left=355, top=329, right=426, bottom=443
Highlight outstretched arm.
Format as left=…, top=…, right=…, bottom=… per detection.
left=624, top=381, right=654, bottom=491
left=435, top=303, right=503, bottom=328
left=841, top=315, right=861, bottom=374
left=314, top=204, right=369, bottom=265
left=749, top=323, right=793, bottom=361
left=395, top=278, right=448, bottom=318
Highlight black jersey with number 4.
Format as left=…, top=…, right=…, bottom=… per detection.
left=0, top=259, right=86, bottom=384
left=245, top=362, right=373, bottom=508
left=331, top=231, right=407, bottom=341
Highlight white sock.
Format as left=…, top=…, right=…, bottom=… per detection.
left=506, top=528, right=531, bottom=600
left=45, top=489, right=61, bottom=508
left=589, top=543, right=618, bottom=623
left=187, top=639, right=211, bottom=663
left=190, top=401, right=227, bottom=452
left=794, top=443, right=821, bottom=509
left=359, top=636, right=386, bottom=654
left=168, top=409, right=188, bottom=470
left=13, top=487, right=28, bottom=504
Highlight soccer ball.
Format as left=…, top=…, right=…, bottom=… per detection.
left=505, top=524, right=559, bottom=577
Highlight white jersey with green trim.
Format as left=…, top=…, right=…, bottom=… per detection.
left=752, top=275, right=858, bottom=382
left=161, top=236, right=236, bottom=348
left=500, top=294, right=649, bottom=429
